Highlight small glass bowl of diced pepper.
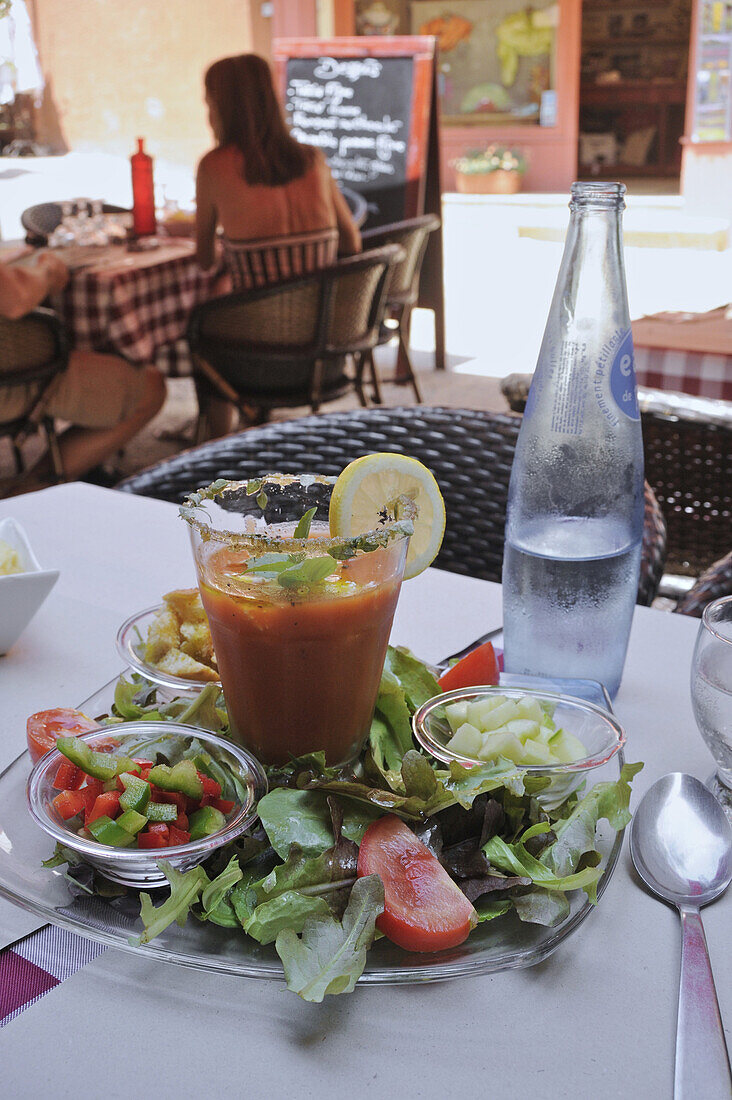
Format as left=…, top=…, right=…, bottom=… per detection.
left=27, top=721, right=267, bottom=888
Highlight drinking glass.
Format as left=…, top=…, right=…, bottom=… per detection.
left=691, top=595, right=732, bottom=815
left=180, top=475, right=412, bottom=767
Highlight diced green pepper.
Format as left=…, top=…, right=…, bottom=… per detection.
left=56, top=737, right=136, bottom=781
left=116, top=809, right=148, bottom=836
left=119, top=773, right=151, bottom=814
left=192, top=751, right=245, bottom=802
left=188, top=805, right=226, bottom=840
left=148, top=759, right=203, bottom=800
left=146, top=801, right=178, bottom=823
left=87, top=815, right=136, bottom=847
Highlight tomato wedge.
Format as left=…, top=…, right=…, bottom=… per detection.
left=357, top=815, right=477, bottom=953
left=437, top=640, right=499, bottom=693
left=26, top=708, right=99, bottom=764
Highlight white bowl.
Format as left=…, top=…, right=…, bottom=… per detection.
left=0, top=518, right=59, bottom=654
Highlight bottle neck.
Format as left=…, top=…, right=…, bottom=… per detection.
left=570, top=180, right=626, bottom=212
left=554, top=181, right=630, bottom=326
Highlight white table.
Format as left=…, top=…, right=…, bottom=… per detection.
left=0, top=484, right=728, bottom=1099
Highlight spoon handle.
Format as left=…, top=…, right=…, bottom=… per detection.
left=675, top=906, right=732, bottom=1100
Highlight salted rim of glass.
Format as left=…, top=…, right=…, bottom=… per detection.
left=179, top=474, right=414, bottom=555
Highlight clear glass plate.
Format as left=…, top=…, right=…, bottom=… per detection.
left=0, top=673, right=625, bottom=984
left=116, top=605, right=220, bottom=694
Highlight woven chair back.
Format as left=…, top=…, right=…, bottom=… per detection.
left=222, top=228, right=338, bottom=291
left=118, top=405, right=666, bottom=603
left=198, top=282, right=322, bottom=346
left=361, top=214, right=441, bottom=305
left=641, top=397, right=732, bottom=577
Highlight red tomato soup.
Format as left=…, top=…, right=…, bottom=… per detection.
left=198, top=542, right=405, bottom=766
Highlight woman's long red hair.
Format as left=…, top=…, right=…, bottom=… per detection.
left=204, top=53, right=313, bottom=187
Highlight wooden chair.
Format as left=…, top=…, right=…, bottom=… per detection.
left=186, top=244, right=404, bottom=444
left=21, top=201, right=129, bottom=246
left=359, top=214, right=441, bottom=403
left=117, top=405, right=667, bottom=605
left=0, top=308, right=69, bottom=496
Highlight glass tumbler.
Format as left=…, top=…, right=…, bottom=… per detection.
left=180, top=475, right=412, bottom=767
left=691, top=595, right=732, bottom=814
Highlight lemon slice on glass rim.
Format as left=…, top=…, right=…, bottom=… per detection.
left=329, top=453, right=446, bottom=580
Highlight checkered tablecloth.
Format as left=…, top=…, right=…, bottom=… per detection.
left=634, top=345, right=732, bottom=402
left=53, top=240, right=221, bottom=377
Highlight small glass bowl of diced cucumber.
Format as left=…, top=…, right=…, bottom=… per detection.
left=412, top=687, right=625, bottom=809
left=27, top=722, right=267, bottom=888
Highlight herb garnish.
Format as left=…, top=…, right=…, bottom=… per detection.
left=241, top=552, right=338, bottom=590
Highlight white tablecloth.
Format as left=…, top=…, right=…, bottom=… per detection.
left=0, top=484, right=728, bottom=1099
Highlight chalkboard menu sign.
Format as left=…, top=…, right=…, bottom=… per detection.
left=274, top=37, right=437, bottom=230
left=274, top=37, right=445, bottom=371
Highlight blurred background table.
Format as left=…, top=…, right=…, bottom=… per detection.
left=632, top=305, right=732, bottom=401
left=50, top=239, right=220, bottom=376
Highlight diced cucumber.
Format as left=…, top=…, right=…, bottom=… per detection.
left=505, top=718, right=540, bottom=740
left=446, top=722, right=483, bottom=757
left=477, top=731, right=524, bottom=764
left=549, top=729, right=588, bottom=763
left=445, top=700, right=470, bottom=734
left=514, top=698, right=543, bottom=723
left=520, top=738, right=558, bottom=765
left=476, top=700, right=519, bottom=731
left=466, top=695, right=508, bottom=728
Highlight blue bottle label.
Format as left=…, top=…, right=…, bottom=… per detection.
left=609, top=329, right=640, bottom=421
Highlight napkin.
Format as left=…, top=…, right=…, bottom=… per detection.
left=0, top=924, right=106, bottom=1028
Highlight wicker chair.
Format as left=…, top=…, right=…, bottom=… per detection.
left=117, top=405, right=667, bottom=603
left=21, top=201, right=129, bottom=246
left=0, top=308, right=69, bottom=495
left=186, top=244, right=404, bottom=444
left=639, top=389, right=732, bottom=578
left=360, top=215, right=442, bottom=403
left=673, top=550, right=732, bottom=618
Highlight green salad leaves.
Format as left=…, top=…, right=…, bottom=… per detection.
left=45, top=653, right=643, bottom=1003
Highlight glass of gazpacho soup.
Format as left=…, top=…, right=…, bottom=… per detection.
left=180, top=475, right=412, bottom=766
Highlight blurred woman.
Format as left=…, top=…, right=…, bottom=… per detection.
left=0, top=252, right=165, bottom=488
left=196, top=52, right=361, bottom=285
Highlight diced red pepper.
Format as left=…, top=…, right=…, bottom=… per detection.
left=198, top=773, right=222, bottom=799
left=148, top=822, right=170, bottom=837
left=52, top=789, right=87, bottom=820
left=167, top=825, right=191, bottom=847
left=52, top=760, right=84, bottom=791
left=175, top=812, right=189, bottom=831
left=211, top=798, right=235, bottom=815
left=138, top=829, right=167, bottom=849
left=86, top=790, right=121, bottom=825
left=81, top=777, right=104, bottom=813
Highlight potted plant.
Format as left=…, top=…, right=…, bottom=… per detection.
left=451, top=145, right=527, bottom=195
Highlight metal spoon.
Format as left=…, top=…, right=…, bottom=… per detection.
left=630, top=773, right=732, bottom=1099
